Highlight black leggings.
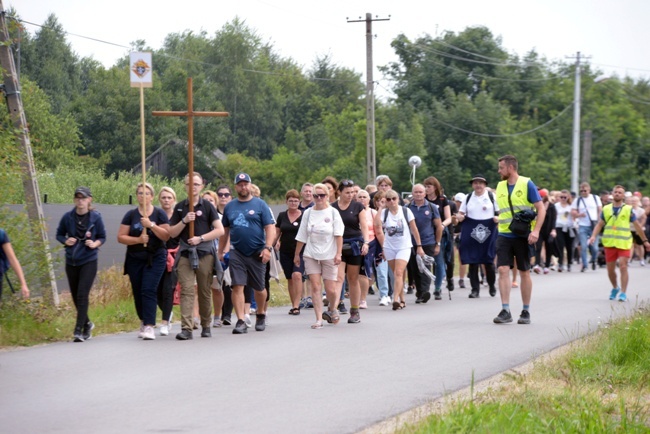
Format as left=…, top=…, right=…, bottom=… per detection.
left=555, top=230, right=574, bottom=267
left=66, top=260, right=98, bottom=332
left=157, top=270, right=174, bottom=322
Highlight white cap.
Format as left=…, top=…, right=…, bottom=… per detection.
left=454, top=192, right=467, bottom=202
left=625, top=191, right=632, bottom=197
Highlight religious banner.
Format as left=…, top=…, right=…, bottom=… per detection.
left=130, top=52, right=153, bottom=88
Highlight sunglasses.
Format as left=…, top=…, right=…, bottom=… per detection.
left=313, top=193, right=328, bottom=199
left=217, top=192, right=231, bottom=198
left=580, top=190, right=587, bottom=193
left=340, top=180, right=355, bottom=187
left=386, top=197, right=398, bottom=202
left=560, top=196, right=567, bottom=199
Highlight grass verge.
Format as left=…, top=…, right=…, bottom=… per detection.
left=391, top=306, right=650, bottom=434
left=0, top=266, right=290, bottom=348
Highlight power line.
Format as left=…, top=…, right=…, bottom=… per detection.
left=432, top=100, right=573, bottom=138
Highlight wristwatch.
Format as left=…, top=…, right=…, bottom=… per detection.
left=150, top=222, right=156, bottom=229
left=264, top=246, right=273, bottom=251
left=200, top=236, right=205, bottom=242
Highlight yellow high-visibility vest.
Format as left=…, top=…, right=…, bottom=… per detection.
left=601, top=204, right=633, bottom=249
left=496, top=176, right=534, bottom=235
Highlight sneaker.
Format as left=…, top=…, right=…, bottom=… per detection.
left=305, top=296, right=314, bottom=309
left=415, top=296, right=422, bottom=304
left=212, top=317, right=222, bottom=328
left=433, top=290, right=442, bottom=300
left=347, top=308, right=361, bottom=324
left=82, top=321, right=95, bottom=341
left=421, top=291, right=431, bottom=303
left=232, top=319, right=248, bottom=334
left=221, top=316, right=232, bottom=326
left=550, top=265, right=556, bottom=271
left=458, top=279, right=466, bottom=289
left=533, top=265, right=542, bottom=274
left=447, top=280, right=454, bottom=291
left=193, top=318, right=200, bottom=330
left=591, top=261, right=596, bottom=270
left=368, top=287, right=375, bottom=295
left=641, top=260, right=646, bottom=267
left=322, top=295, right=329, bottom=307
left=493, top=309, right=513, bottom=324
left=73, top=329, right=85, bottom=342
left=379, top=296, right=390, bottom=306
left=406, top=285, right=414, bottom=295
left=489, top=285, right=497, bottom=297
left=543, top=267, right=550, bottom=274
left=298, top=298, right=307, bottom=309
left=581, top=266, right=587, bottom=272
left=201, top=327, right=212, bottom=338
left=175, top=329, right=193, bottom=340
left=255, top=314, right=266, bottom=331
left=244, top=314, right=253, bottom=328
left=338, top=301, right=348, bottom=314
left=359, top=300, right=368, bottom=309
left=558, top=265, right=564, bottom=273
left=160, top=324, right=169, bottom=336
left=138, top=322, right=145, bottom=339
left=618, top=292, right=627, bottom=302
left=250, top=307, right=257, bottom=315
left=609, top=287, right=620, bottom=300
left=567, top=265, right=571, bottom=272
left=517, top=310, right=531, bottom=325
left=468, top=291, right=479, bottom=298
left=142, top=325, right=156, bottom=340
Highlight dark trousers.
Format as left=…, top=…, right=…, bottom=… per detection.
left=407, top=244, right=436, bottom=297
left=555, top=230, right=574, bottom=267
left=221, top=284, right=233, bottom=319
left=125, top=252, right=166, bottom=326
left=156, top=270, right=174, bottom=322
left=66, top=260, right=98, bottom=332
left=534, top=235, right=555, bottom=268
left=469, top=263, right=495, bottom=293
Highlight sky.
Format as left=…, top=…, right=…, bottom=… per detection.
left=7, top=0, right=650, bottom=98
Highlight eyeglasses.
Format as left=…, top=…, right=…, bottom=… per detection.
left=386, top=197, right=398, bottom=202
left=313, top=193, right=328, bottom=199
left=217, top=192, right=231, bottom=198
left=580, top=190, right=587, bottom=193
left=341, top=180, right=355, bottom=187
left=560, top=196, right=567, bottom=199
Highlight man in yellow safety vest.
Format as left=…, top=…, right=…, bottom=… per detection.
left=588, top=185, right=650, bottom=302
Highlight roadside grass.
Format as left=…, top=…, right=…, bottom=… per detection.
left=399, top=306, right=650, bottom=433
left=0, top=266, right=290, bottom=347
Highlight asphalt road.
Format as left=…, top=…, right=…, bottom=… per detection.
left=1, top=265, right=648, bottom=433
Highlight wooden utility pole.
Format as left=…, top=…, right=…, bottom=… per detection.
left=348, top=13, right=390, bottom=185
left=0, top=2, right=59, bottom=305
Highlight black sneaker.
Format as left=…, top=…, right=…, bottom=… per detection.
left=447, top=280, right=454, bottom=291
left=458, top=279, right=466, bottom=289
left=338, top=301, right=348, bottom=314
left=433, top=291, right=442, bottom=301
left=493, top=309, right=513, bottom=324
left=73, top=328, right=85, bottom=342
left=415, top=296, right=423, bottom=304
left=421, top=291, right=431, bottom=303
left=347, top=308, right=360, bottom=324
left=221, top=316, right=232, bottom=326
left=406, top=285, right=414, bottom=294
left=368, top=287, right=375, bottom=295
left=201, top=327, right=212, bottom=338
left=82, top=321, right=95, bottom=341
left=233, top=319, right=248, bottom=334
left=591, top=261, right=596, bottom=271
left=175, top=329, right=193, bottom=340
left=517, top=310, right=531, bottom=324
left=468, top=291, right=479, bottom=298
left=255, top=314, right=266, bottom=331
left=489, top=286, right=497, bottom=297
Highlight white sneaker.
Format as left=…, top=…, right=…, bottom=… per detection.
left=160, top=324, right=169, bottom=336
left=244, top=314, right=253, bottom=328
left=359, top=300, right=368, bottom=309
left=213, top=317, right=222, bottom=328
left=379, top=296, right=389, bottom=306
left=250, top=307, right=257, bottom=315
left=142, top=325, right=155, bottom=340
left=138, top=322, right=145, bottom=339
left=641, top=260, right=646, bottom=267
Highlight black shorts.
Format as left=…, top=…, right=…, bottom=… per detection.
left=279, top=251, right=305, bottom=279
left=229, top=249, right=266, bottom=291
left=496, top=236, right=533, bottom=272
left=341, top=250, right=363, bottom=266
left=632, top=232, right=644, bottom=246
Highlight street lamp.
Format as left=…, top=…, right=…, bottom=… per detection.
left=408, top=155, right=422, bottom=186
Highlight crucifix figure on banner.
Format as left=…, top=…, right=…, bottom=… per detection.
left=152, top=77, right=229, bottom=237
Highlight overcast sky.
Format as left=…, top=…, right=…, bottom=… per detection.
left=8, top=0, right=650, bottom=97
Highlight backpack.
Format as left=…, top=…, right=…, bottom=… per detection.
left=382, top=206, right=409, bottom=226
left=465, top=191, right=498, bottom=218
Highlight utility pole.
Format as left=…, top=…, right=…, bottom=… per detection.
left=567, top=51, right=590, bottom=194
left=347, top=13, right=390, bottom=185
left=581, top=130, right=592, bottom=184
left=0, top=3, right=59, bottom=305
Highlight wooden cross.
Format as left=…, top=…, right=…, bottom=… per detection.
left=152, top=77, right=229, bottom=237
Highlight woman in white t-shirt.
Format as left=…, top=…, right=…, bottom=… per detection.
left=294, top=183, right=344, bottom=329
left=554, top=189, right=575, bottom=272
left=374, top=189, right=424, bottom=310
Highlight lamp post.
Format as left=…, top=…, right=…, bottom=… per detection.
left=408, top=155, right=422, bottom=186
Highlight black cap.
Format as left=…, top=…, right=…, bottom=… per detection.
left=469, top=174, right=487, bottom=185
left=74, top=186, right=92, bottom=198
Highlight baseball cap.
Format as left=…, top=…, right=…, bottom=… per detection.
left=234, top=173, right=252, bottom=184
left=74, top=186, right=92, bottom=198
left=454, top=192, right=467, bottom=202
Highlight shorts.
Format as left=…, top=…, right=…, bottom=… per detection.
left=496, top=236, right=533, bottom=272
left=341, top=249, right=363, bottom=266
left=382, top=247, right=411, bottom=262
left=604, top=247, right=631, bottom=263
left=632, top=232, right=644, bottom=246
left=279, top=251, right=304, bottom=279
left=229, top=249, right=266, bottom=291
left=303, top=256, right=339, bottom=281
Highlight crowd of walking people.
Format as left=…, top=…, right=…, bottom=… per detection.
left=4, top=155, right=650, bottom=341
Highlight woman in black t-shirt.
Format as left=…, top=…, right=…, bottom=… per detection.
left=274, top=189, right=304, bottom=315
left=331, top=180, right=369, bottom=323
left=423, top=176, right=451, bottom=298
left=118, top=183, right=170, bottom=340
